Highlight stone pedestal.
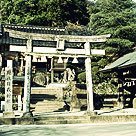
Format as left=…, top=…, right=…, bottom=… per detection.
left=84, top=111, right=97, bottom=116
left=22, top=112, right=33, bottom=118
left=133, top=98, right=136, bottom=109
left=3, top=112, right=15, bottom=118
left=1, top=101, right=5, bottom=111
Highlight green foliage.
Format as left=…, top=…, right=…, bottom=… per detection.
left=0, top=0, right=89, bottom=27
left=88, top=0, right=136, bottom=56
left=65, top=22, right=92, bottom=35
left=87, top=0, right=136, bottom=83
left=78, top=72, right=86, bottom=83
left=93, top=80, right=118, bottom=95
left=77, top=71, right=118, bottom=94
left=0, top=87, right=4, bottom=100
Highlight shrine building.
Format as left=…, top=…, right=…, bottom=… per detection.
left=101, top=51, right=136, bottom=109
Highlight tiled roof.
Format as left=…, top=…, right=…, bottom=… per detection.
left=0, top=23, right=91, bottom=48
left=101, top=52, right=136, bottom=72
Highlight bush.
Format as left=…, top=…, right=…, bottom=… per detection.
left=78, top=72, right=86, bottom=83
left=0, top=87, right=5, bottom=100
left=93, top=81, right=118, bottom=95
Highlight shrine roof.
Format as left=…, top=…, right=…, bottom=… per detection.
left=0, top=23, right=92, bottom=48
left=1, top=23, right=67, bottom=35
left=101, top=51, right=136, bottom=72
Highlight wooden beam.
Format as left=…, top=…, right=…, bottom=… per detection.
left=91, top=49, right=105, bottom=55
left=10, top=45, right=105, bottom=56
left=10, top=45, right=86, bottom=55
left=10, top=45, right=26, bottom=52
left=27, top=52, right=89, bottom=58
left=5, top=28, right=111, bottom=43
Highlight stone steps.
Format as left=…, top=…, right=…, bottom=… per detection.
left=34, top=114, right=89, bottom=125
left=30, top=87, right=65, bottom=113
left=31, top=104, right=64, bottom=109
left=32, top=109, right=64, bottom=113
left=34, top=119, right=90, bottom=125
left=30, top=98, right=57, bottom=104
left=32, top=104, right=65, bottom=109
left=30, top=100, right=65, bottom=112
left=31, top=87, right=63, bottom=97
left=31, top=103, right=64, bottom=107
left=103, top=98, right=118, bottom=108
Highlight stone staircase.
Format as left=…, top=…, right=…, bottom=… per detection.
left=33, top=112, right=90, bottom=125
left=30, top=86, right=65, bottom=113
left=102, top=95, right=118, bottom=108
left=30, top=99, right=65, bottom=113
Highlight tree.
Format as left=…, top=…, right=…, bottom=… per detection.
left=0, top=0, right=89, bottom=27
left=88, top=0, right=136, bottom=57
left=87, top=0, right=136, bottom=83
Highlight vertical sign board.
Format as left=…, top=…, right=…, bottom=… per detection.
left=5, top=61, right=13, bottom=112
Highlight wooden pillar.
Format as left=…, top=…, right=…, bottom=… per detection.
left=23, top=39, right=32, bottom=113
left=51, top=58, right=54, bottom=83
left=18, top=95, right=22, bottom=111
left=0, top=54, right=2, bottom=91
left=20, top=56, right=24, bottom=73
left=85, top=42, right=94, bottom=111
left=0, top=54, right=2, bottom=67
left=64, top=70, right=67, bottom=83
left=118, top=71, right=124, bottom=109
left=5, top=60, right=13, bottom=112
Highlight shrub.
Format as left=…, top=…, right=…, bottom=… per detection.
left=0, top=87, right=5, bottom=100
left=78, top=72, right=86, bottom=83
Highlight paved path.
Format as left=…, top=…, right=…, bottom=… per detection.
left=0, top=122, right=136, bottom=136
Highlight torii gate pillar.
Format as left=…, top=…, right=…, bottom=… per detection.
left=23, top=39, right=32, bottom=114
left=85, top=42, right=94, bottom=111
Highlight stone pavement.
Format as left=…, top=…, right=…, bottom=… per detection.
left=1, top=122, right=136, bottom=136
left=1, top=108, right=136, bottom=125
left=1, top=108, right=136, bottom=118
left=96, top=108, right=136, bottom=116
left=33, top=108, right=136, bottom=116
left=32, top=108, right=136, bottom=117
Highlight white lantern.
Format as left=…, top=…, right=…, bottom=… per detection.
left=72, top=57, right=78, bottom=63
left=57, top=57, right=63, bottom=63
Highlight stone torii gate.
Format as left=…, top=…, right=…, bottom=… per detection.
left=4, top=27, right=110, bottom=114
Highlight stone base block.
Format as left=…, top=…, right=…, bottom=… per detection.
left=84, top=111, right=97, bottom=116
left=71, top=108, right=80, bottom=112
left=133, top=98, right=136, bottom=109
left=3, top=112, right=15, bottom=118
left=22, top=112, right=33, bottom=118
